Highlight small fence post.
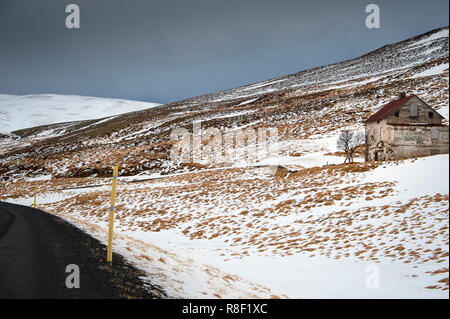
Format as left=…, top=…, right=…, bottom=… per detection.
left=33, top=182, right=37, bottom=208
left=107, top=166, right=119, bottom=264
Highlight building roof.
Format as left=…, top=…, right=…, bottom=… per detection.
left=365, top=95, right=415, bottom=123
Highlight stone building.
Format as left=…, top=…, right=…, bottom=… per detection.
left=365, top=93, right=449, bottom=161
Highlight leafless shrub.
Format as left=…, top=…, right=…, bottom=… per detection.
left=337, top=130, right=365, bottom=163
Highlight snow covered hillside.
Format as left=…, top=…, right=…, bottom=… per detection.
left=0, top=27, right=448, bottom=298
left=2, top=154, right=448, bottom=298
left=0, top=94, right=160, bottom=133
left=0, top=27, right=447, bottom=177
left=180, top=27, right=449, bottom=105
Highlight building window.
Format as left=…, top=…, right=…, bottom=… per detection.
left=394, top=111, right=399, bottom=117
left=410, top=105, right=418, bottom=117
left=428, top=111, right=434, bottom=118
left=431, top=128, right=439, bottom=139
left=431, top=150, right=440, bottom=155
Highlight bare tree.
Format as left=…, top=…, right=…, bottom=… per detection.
left=337, top=130, right=365, bottom=163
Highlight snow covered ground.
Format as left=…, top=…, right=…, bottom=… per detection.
left=3, top=153, right=448, bottom=298
left=0, top=94, right=160, bottom=133
left=0, top=26, right=448, bottom=299
left=409, top=63, right=449, bottom=79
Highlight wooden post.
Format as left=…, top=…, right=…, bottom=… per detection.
left=33, top=183, right=37, bottom=208
left=107, top=166, right=119, bottom=263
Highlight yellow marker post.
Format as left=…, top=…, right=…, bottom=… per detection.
left=107, top=166, right=119, bottom=263
left=33, top=183, right=37, bottom=208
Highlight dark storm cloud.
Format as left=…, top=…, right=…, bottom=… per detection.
left=0, top=0, right=448, bottom=103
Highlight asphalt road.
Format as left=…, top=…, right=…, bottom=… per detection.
left=0, top=201, right=164, bottom=299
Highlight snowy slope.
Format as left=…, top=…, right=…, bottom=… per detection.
left=0, top=26, right=448, bottom=178
left=0, top=94, right=160, bottom=133
left=3, top=154, right=448, bottom=298
left=179, top=27, right=449, bottom=105
left=0, top=27, right=448, bottom=299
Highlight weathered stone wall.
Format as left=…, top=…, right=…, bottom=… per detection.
left=385, top=96, right=443, bottom=125
left=390, top=125, right=449, bottom=159
left=365, top=119, right=394, bottom=161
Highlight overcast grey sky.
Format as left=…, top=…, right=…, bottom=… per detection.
left=0, top=0, right=448, bottom=104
